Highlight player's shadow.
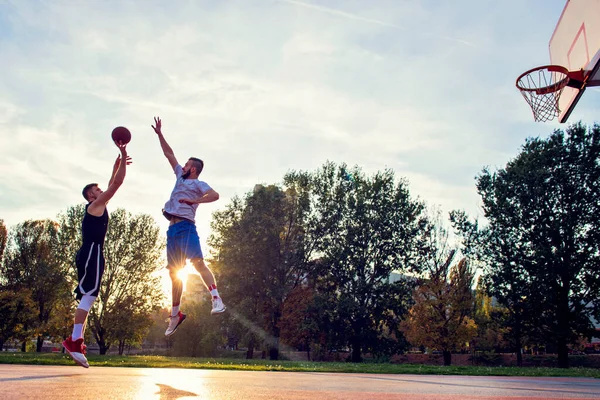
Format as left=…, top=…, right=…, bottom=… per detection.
left=155, top=383, right=199, bottom=399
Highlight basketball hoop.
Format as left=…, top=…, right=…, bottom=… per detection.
left=515, top=65, right=570, bottom=122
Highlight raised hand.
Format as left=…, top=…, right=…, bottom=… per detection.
left=152, top=116, right=162, bottom=135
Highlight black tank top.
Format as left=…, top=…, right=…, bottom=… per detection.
left=81, top=204, right=109, bottom=247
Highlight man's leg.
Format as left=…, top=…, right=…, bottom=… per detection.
left=165, top=264, right=187, bottom=336
left=63, top=295, right=95, bottom=368
left=169, top=266, right=184, bottom=315
left=192, top=258, right=226, bottom=314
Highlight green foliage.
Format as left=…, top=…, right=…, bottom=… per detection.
left=285, top=162, right=426, bottom=362
left=454, top=122, right=600, bottom=368
left=208, top=184, right=317, bottom=360
left=1, top=220, right=70, bottom=351
left=0, top=288, right=37, bottom=350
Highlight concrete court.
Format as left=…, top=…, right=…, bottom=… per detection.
left=0, top=364, right=599, bottom=400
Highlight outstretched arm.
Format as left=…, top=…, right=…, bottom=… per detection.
left=108, top=154, right=132, bottom=188
left=151, top=116, right=179, bottom=171
left=88, top=142, right=129, bottom=215
left=178, top=189, right=220, bottom=205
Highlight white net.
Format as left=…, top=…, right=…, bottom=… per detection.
left=516, top=66, right=569, bottom=122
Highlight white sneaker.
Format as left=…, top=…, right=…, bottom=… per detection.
left=211, top=297, right=226, bottom=315
left=165, top=311, right=186, bottom=336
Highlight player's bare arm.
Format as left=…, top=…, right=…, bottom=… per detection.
left=152, top=116, right=179, bottom=171
left=88, top=143, right=129, bottom=216
left=178, top=189, right=220, bottom=205
left=108, top=154, right=132, bottom=187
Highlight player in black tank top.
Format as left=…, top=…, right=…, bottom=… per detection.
left=63, top=140, right=130, bottom=368
left=81, top=203, right=109, bottom=247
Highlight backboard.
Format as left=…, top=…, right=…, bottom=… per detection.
left=549, top=0, right=600, bottom=123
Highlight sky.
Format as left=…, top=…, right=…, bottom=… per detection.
left=1, top=0, right=599, bottom=259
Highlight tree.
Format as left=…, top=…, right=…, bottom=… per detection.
left=450, top=209, right=539, bottom=366
left=0, top=220, right=7, bottom=268
left=401, top=251, right=477, bottom=366
left=1, top=220, right=70, bottom=352
left=462, top=122, right=600, bottom=368
left=470, top=278, right=510, bottom=354
left=0, top=288, right=37, bottom=351
left=286, top=162, right=426, bottom=362
left=209, top=184, right=318, bottom=360
left=278, top=285, right=319, bottom=359
left=57, top=206, right=165, bottom=354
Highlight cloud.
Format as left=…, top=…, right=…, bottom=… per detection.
left=0, top=0, right=592, bottom=245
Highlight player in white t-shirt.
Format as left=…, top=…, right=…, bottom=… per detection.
left=152, top=116, right=226, bottom=337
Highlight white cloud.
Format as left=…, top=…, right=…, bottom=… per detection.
left=1, top=0, right=595, bottom=248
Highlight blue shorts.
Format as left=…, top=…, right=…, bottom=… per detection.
left=166, top=220, right=203, bottom=268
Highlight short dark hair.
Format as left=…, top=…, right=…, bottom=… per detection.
left=82, top=183, right=98, bottom=201
left=189, top=157, right=204, bottom=175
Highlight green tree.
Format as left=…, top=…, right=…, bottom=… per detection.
left=1, top=220, right=70, bottom=352
left=464, top=122, right=600, bottom=368
left=0, top=288, right=37, bottom=351
left=450, top=209, right=536, bottom=366
left=209, top=184, right=317, bottom=360
left=57, top=206, right=165, bottom=354
left=286, top=162, right=426, bottom=362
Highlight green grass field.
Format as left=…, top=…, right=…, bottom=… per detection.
left=1, top=352, right=599, bottom=378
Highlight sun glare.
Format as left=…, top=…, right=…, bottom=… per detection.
left=159, top=263, right=192, bottom=306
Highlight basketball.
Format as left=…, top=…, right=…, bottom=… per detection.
left=111, top=126, right=131, bottom=144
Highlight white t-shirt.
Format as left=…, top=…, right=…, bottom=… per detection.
left=163, top=165, right=212, bottom=223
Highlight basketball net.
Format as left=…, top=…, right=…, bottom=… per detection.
left=515, top=65, right=570, bottom=122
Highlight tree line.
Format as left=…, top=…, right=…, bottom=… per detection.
left=1, top=123, right=599, bottom=368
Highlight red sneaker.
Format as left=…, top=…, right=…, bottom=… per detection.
left=62, top=336, right=89, bottom=368
left=165, top=311, right=187, bottom=336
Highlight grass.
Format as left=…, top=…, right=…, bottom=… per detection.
left=1, top=352, right=599, bottom=378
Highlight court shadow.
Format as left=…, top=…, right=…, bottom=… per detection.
left=155, top=383, right=199, bottom=399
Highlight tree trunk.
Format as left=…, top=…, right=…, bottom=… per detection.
left=269, top=310, right=281, bottom=360
left=21, top=341, right=26, bottom=352
left=306, top=341, right=311, bottom=361
left=443, top=350, right=452, bottom=366
left=269, top=337, right=279, bottom=360
left=557, top=281, right=570, bottom=368
left=350, top=337, right=362, bottom=363
left=97, top=337, right=109, bottom=355
left=246, top=337, right=255, bottom=359
left=514, top=312, right=522, bottom=367
left=557, top=341, right=569, bottom=368
left=118, top=340, right=125, bottom=355
left=36, top=335, right=44, bottom=352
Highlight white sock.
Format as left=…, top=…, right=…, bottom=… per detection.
left=171, top=305, right=180, bottom=317
left=72, top=324, right=83, bottom=341
left=210, top=288, right=220, bottom=298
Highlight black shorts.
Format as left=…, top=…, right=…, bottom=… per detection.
left=74, top=242, right=105, bottom=300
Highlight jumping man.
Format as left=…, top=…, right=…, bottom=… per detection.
left=151, top=116, right=225, bottom=337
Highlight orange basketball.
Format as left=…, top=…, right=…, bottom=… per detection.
left=111, top=126, right=131, bottom=144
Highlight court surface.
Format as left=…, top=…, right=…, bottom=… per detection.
left=1, top=364, right=599, bottom=399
